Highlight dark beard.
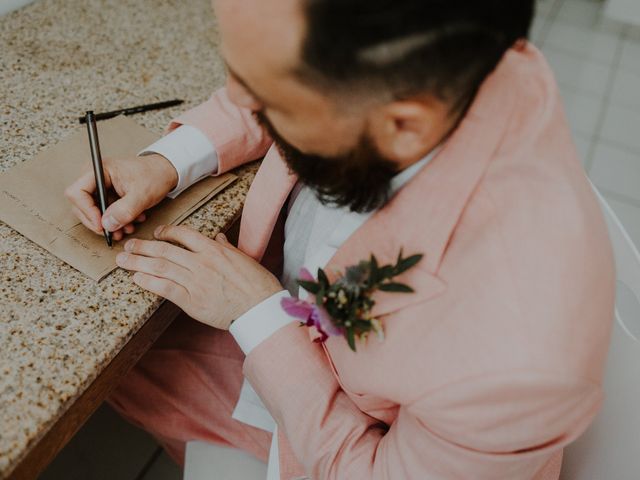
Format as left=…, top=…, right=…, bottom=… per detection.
left=253, top=111, right=399, bottom=213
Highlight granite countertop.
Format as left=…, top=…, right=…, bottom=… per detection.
left=0, top=0, right=257, bottom=476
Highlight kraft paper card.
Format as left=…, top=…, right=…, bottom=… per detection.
left=0, top=116, right=236, bottom=282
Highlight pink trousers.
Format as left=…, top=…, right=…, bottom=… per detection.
left=108, top=313, right=272, bottom=466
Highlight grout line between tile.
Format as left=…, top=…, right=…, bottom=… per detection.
left=540, top=42, right=622, bottom=68
left=548, top=0, right=565, bottom=22
left=596, top=136, right=640, bottom=157
left=584, top=25, right=628, bottom=172
left=536, top=0, right=566, bottom=46
left=597, top=186, right=640, bottom=209
left=555, top=80, right=607, bottom=102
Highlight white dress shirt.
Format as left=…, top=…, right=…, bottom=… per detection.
left=143, top=126, right=436, bottom=479
left=140, top=125, right=219, bottom=198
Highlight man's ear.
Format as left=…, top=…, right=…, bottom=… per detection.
left=367, top=97, right=451, bottom=168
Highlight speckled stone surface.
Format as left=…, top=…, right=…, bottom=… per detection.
left=0, top=0, right=259, bottom=476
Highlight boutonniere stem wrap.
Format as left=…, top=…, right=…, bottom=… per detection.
left=281, top=251, right=423, bottom=351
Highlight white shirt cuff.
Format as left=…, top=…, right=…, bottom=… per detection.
left=138, top=125, right=219, bottom=198
left=230, top=290, right=296, bottom=355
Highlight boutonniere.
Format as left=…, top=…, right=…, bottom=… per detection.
left=281, top=251, right=423, bottom=351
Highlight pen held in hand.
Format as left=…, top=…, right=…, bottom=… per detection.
left=85, top=111, right=112, bottom=248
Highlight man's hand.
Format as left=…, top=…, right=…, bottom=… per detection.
left=64, top=153, right=178, bottom=242
left=115, top=225, right=284, bottom=330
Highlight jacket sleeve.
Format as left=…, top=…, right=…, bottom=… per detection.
left=166, top=87, right=272, bottom=174
left=243, top=322, right=602, bottom=479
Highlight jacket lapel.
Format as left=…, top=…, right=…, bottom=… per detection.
left=238, top=144, right=297, bottom=262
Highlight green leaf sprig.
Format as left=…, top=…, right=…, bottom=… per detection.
left=294, top=250, right=423, bottom=351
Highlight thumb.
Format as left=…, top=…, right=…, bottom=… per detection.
left=102, top=194, right=144, bottom=232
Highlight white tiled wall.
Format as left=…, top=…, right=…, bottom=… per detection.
left=38, top=0, right=640, bottom=478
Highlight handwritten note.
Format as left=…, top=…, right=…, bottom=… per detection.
left=0, top=116, right=236, bottom=281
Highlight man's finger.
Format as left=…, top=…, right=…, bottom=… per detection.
left=64, top=173, right=102, bottom=232
left=132, top=272, right=188, bottom=306
left=214, top=232, right=239, bottom=250
left=215, top=232, right=228, bottom=243
left=102, top=193, right=146, bottom=232
left=71, top=206, right=103, bottom=234
left=124, top=239, right=194, bottom=268
left=214, top=232, right=241, bottom=257
left=117, top=252, right=191, bottom=285
left=134, top=213, right=147, bottom=223
left=153, top=225, right=214, bottom=253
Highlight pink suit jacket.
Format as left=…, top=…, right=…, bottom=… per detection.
left=168, top=43, right=615, bottom=479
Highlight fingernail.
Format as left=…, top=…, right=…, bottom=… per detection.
left=102, top=215, right=120, bottom=232
left=154, top=225, right=164, bottom=238
left=124, top=240, right=134, bottom=252
left=116, top=253, right=128, bottom=265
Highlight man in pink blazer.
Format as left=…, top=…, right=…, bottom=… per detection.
left=66, top=0, right=615, bottom=478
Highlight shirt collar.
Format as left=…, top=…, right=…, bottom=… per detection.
left=389, top=145, right=441, bottom=196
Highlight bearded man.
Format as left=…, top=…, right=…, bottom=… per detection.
left=65, top=0, right=615, bottom=478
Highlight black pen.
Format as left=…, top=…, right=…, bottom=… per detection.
left=78, top=99, right=184, bottom=124
left=85, top=111, right=112, bottom=247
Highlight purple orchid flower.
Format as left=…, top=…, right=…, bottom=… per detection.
left=310, top=304, right=343, bottom=338
left=281, top=296, right=342, bottom=342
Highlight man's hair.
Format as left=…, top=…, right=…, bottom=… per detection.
left=297, top=0, right=535, bottom=115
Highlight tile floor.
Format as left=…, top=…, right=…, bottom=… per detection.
left=37, top=0, right=640, bottom=478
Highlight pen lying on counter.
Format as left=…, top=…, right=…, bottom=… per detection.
left=78, top=99, right=184, bottom=123
left=84, top=111, right=112, bottom=248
